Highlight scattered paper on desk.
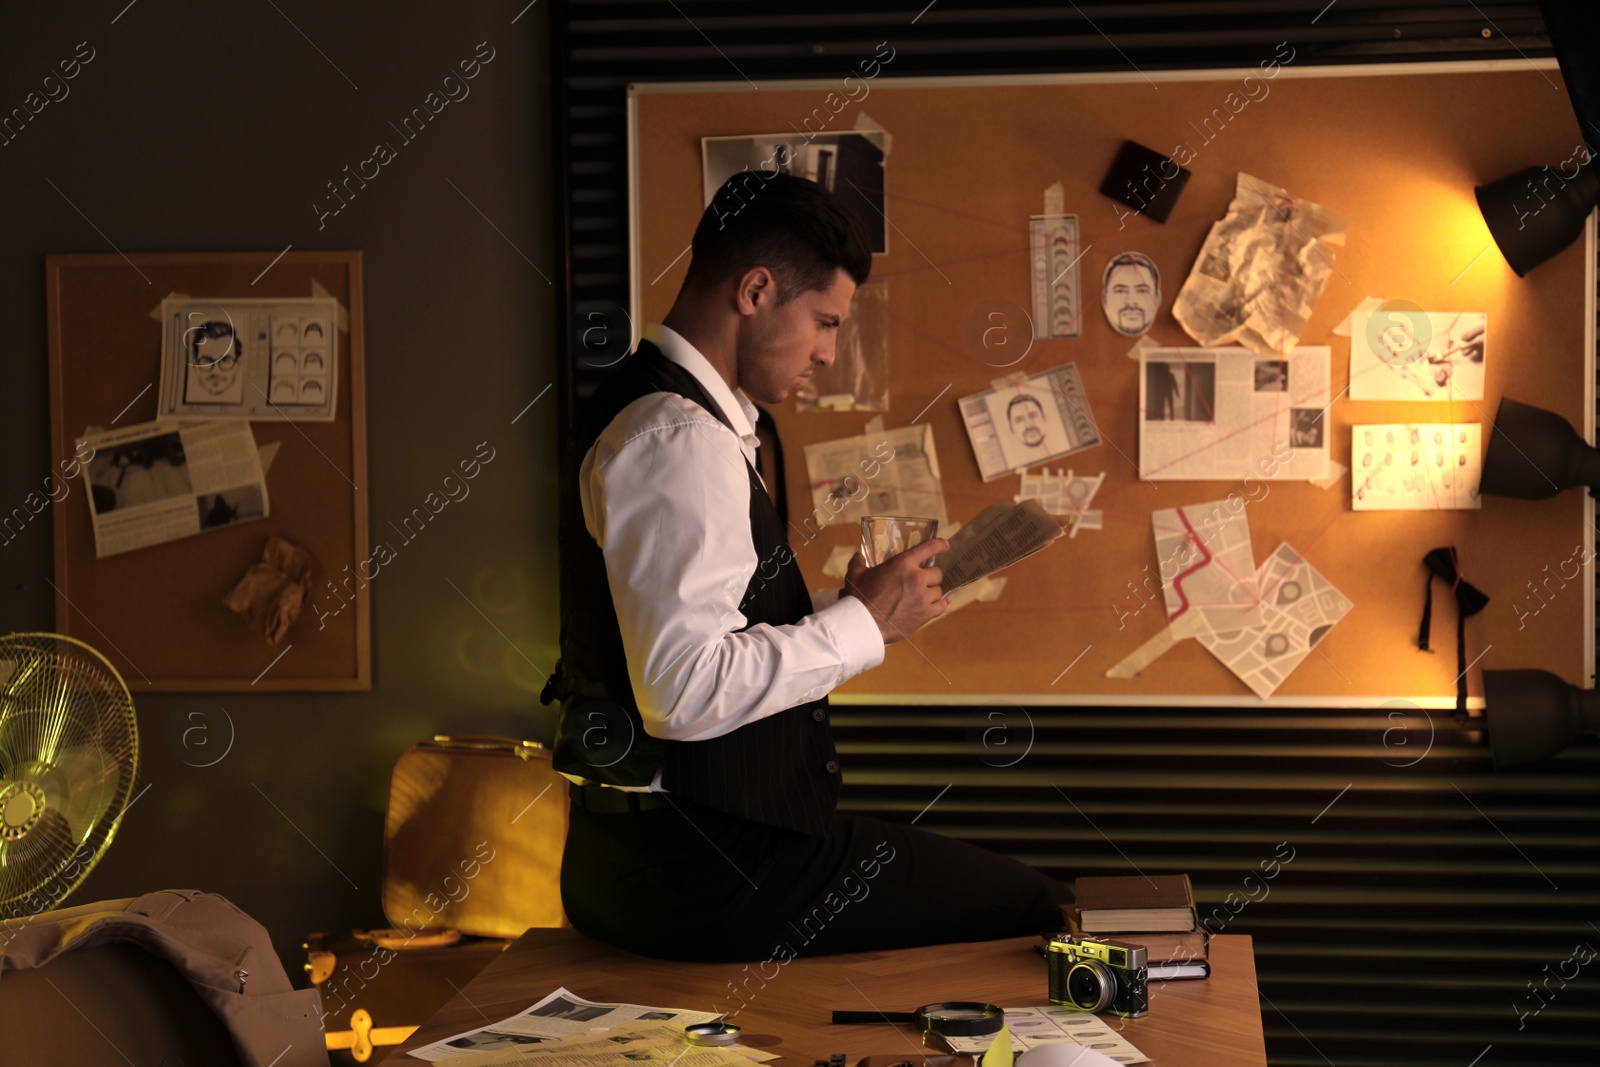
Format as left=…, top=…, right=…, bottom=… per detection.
left=1172, top=172, right=1346, bottom=358
left=1138, top=346, right=1330, bottom=482
left=1352, top=424, right=1481, bottom=511
left=436, top=1021, right=775, bottom=1066
left=1349, top=310, right=1486, bottom=401
left=803, top=423, right=946, bottom=528
left=157, top=297, right=340, bottom=421
left=78, top=419, right=270, bottom=558
left=406, top=987, right=719, bottom=1060
left=1003, top=1007, right=1148, bottom=1062
left=959, top=363, right=1101, bottom=482
left=1195, top=542, right=1352, bottom=699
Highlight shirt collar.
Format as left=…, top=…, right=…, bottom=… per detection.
left=644, top=322, right=759, bottom=441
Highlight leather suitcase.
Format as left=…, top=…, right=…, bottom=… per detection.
left=381, top=735, right=570, bottom=939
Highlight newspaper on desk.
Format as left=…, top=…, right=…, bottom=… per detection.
left=407, top=987, right=772, bottom=1062
left=157, top=297, right=340, bottom=421
left=78, top=419, right=270, bottom=558
left=936, top=1007, right=1148, bottom=1063
left=1172, top=173, right=1346, bottom=359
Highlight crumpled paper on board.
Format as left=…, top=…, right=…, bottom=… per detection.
left=223, top=534, right=314, bottom=646
left=1173, top=172, right=1347, bottom=357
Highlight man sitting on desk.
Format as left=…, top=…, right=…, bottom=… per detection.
left=543, top=173, right=1071, bottom=962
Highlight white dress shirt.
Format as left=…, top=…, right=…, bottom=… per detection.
left=574, top=322, right=885, bottom=785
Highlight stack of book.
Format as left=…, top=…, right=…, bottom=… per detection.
left=1069, top=873, right=1208, bottom=980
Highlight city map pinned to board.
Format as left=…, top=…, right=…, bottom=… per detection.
left=1153, top=501, right=1264, bottom=634
left=1196, top=542, right=1353, bottom=698
left=1150, top=502, right=1351, bottom=697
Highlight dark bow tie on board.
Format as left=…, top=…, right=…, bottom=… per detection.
left=1417, top=547, right=1490, bottom=717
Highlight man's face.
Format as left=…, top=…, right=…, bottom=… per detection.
left=195, top=351, right=240, bottom=396
left=1009, top=398, right=1046, bottom=448
left=1104, top=262, right=1159, bottom=336
left=736, top=268, right=855, bottom=404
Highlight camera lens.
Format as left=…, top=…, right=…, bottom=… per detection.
left=1066, top=960, right=1114, bottom=1013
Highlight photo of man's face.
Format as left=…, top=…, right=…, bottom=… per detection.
left=1007, top=394, right=1047, bottom=448
left=1101, top=253, right=1161, bottom=337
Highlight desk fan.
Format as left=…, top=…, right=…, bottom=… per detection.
left=0, top=633, right=139, bottom=919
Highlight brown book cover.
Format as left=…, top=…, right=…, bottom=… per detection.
left=1108, top=928, right=1209, bottom=963
left=1074, top=873, right=1197, bottom=932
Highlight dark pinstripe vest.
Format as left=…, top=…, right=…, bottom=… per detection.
left=548, top=341, right=842, bottom=837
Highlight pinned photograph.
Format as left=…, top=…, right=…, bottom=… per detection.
left=1288, top=409, right=1324, bottom=448
left=702, top=131, right=888, bottom=253
left=1254, top=360, right=1289, bottom=392
left=1100, top=251, right=1162, bottom=336
left=87, top=431, right=193, bottom=515
left=1143, top=360, right=1216, bottom=423
left=1350, top=308, right=1486, bottom=401
left=198, top=486, right=267, bottom=529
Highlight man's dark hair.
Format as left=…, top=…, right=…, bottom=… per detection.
left=1101, top=251, right=1160, bottom=303
left=681, top=171, right=872, bottom=304
left=1007, top=394, right=1045, bottom=418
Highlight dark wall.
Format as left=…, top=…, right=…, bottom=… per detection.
left=0, top=3, right=557, bottom=974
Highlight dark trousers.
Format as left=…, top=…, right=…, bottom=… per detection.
left=560, top=788, right=1072, bottom=963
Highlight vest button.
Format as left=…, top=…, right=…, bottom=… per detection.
left=824, top=760, right=840, bottom=774
left=812, top=707, right=826, bottom=721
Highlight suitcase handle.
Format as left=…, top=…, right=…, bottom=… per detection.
left=426, top=735, right=546, bottom=759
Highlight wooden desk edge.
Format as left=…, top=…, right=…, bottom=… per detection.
left=391, top=931, right=1265, bottom=1065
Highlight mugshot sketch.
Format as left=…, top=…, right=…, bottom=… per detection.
left=184, top=322, right=245, bottom=405
left=984, top=383, right=1070, bottom=472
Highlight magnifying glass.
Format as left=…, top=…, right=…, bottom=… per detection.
left=684, top=1021, right=742, bottom=1046
left=831, top=1001, right=1005, bottom=1039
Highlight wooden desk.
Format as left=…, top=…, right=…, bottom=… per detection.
left=393, top=930, right=1265, bottom=1065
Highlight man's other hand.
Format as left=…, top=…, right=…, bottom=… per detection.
left=842, top=538, right=950, bottom=644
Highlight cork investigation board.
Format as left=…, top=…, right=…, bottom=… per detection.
left=627, top=61, right=1595, bottom=705
left=46, top=251, right=370, bottom=691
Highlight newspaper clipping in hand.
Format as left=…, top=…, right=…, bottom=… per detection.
left=936, top=499, right=1065, bottom=593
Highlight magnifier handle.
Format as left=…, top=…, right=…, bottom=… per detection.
left=831, top=1010, right=918, bottom=1025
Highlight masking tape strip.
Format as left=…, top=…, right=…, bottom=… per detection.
left=1124, top=334, right=1163, bottom=361
left=148, top=291, right=192, bottom=321
left=1107, top=613, right=1203, bottom=678
left=1043, top=180, right=1064, bottom=218
left=852, top=111, right=892, bottom=158
left=1310, top=461, right=1347, bottom=490
left=1333, top=295, right=1384, bottom=337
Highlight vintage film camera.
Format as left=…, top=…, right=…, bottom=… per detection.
left=1045, top=934, right=1149, bottom=1018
